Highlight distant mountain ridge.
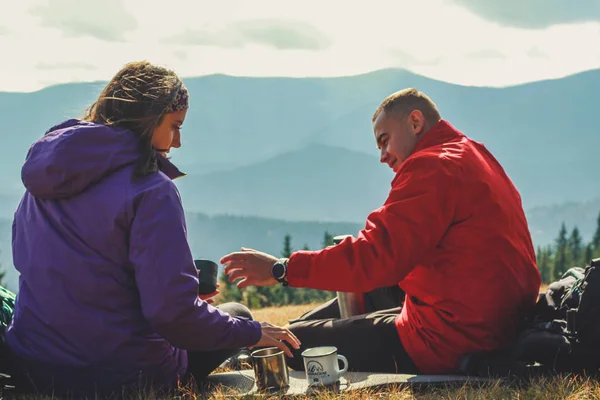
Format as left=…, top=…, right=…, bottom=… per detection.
left=1, top=67, right=598, bottom=214
left=527, top=198, right=600, bottom=246
left=0, top=68, right=598, bottom=292
left=175, top=143, right=394, bottom=222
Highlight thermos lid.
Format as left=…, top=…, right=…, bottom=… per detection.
left=333, top=235, right=353, bottom=245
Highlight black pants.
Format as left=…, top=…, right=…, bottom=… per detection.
left=186, top=302, right=253, bottom=382
left=288, top=285, right=406, bottom=324
left=285, top=287, right=417, bottom=374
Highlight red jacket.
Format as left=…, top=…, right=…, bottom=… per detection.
left=287, top=120, right=541, bottom=374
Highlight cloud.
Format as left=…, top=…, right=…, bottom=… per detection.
left=168, top=19, right=331, bottom=50
left=388, top=48, right=444, bottom=66
left=527, top=47, right=550, bottom=59
left=172, top=50, right=188, bottom=61
left=1, top=0, right=599, bottom=92
left=453, top=0, right=600, bottom=28
left=35, top=62, right=97, bottom=70
left=465, top=50, right=506, bottom=60
left=30, top=0, right=137, bottom=41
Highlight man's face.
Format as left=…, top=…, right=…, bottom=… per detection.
left=373, top=111, right=422, bottom=173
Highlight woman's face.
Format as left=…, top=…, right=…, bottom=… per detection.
left=152, top=109, right=187, bottom=156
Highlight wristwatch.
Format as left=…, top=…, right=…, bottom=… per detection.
left=271, top=258, right=289, bottom=286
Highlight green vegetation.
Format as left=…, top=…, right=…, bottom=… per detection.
left=218, top=232, right=337, bottom=309
left=537, top=211, right=600, bottom=283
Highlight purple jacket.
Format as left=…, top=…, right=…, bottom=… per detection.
left=6, top=120, right=261, bottom=390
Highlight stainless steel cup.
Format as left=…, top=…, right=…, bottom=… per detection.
left=337, top=291, right=366, bottom=318
left=332, top=235, right=366, bottom=318
left=251, top=347, right=289, bottom=392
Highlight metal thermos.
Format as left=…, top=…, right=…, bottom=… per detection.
left=333, top=235, right=366, bottom=319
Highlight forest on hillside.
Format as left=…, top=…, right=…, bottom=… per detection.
left=537, top=211, right=600, bottom=283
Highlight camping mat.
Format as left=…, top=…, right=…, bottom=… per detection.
left=204, top=369, right=497, bottom=396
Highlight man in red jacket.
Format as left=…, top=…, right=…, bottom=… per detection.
left=221, top=88, right=541, bottom=374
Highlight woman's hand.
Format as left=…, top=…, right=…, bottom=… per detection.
left=198, top=283, right=220, bottom=304
left=251, top=322, right=301, bottom=357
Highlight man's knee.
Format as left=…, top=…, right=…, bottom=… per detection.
left=216, top=302, right=254, bottom=320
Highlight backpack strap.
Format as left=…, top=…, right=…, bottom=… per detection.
left=573, top=259, right=600, bottom=342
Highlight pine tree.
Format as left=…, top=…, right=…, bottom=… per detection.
left=593, top=211, right=600, bottom=250
left=554, top=223, right=568, bottom=279
left=322, top=231, right=334, bottom=248
left=282, top=234, right=293, bottom=258
left=0, top=252, right=4, bottom=287
left=545, top=245, right=556, bottom=282
left=556, top=223, right=568, bottom=249
left=585, top=244, right=593, bottom=265
left=568, top=226, right=583, bottom=266
left=537, top=246, right=555, bottom=283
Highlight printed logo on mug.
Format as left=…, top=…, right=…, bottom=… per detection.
left=301, top=346, right=348, bottom=386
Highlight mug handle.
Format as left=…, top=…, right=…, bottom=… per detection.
left=336, top=354, right=348, bottom=377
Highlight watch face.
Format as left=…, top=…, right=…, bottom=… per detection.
left=272, top=263, right=285, bottom=279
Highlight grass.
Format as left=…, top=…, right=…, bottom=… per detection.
left=5, top=303, right=599, bottom=399
left=252, top=303, right=318, bottom=327
left=206, top=375, right=600, bottom=399
left=205, top=303, right=600, bottom=400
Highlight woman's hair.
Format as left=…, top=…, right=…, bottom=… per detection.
left=83, top=60, right=188, bottom=178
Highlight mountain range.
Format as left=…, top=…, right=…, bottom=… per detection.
left=1, top=68, right=599, bottom=211
left=0, top=67, right=599, bottom=291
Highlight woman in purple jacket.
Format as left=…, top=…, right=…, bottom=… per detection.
left=6, top=61, right=299, bottom=397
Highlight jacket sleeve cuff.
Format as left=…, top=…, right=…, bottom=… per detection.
left=286, top=251, right=314, bottom=287
left=240, top=319, right=262, bottom=347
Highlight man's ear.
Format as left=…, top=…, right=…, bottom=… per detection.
left=408, top=110, right=426, bottom=135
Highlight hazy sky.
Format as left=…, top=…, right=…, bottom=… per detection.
left=1, top=0, right=599, bottom=92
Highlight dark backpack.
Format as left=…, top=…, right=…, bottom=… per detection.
left=0, top=285, right=15, bottom=388
left=460, top=258, right=600, bottom=378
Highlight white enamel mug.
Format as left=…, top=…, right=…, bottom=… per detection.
left=301, top=346, right=349, bottom=386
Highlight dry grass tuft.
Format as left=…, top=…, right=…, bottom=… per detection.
left=251, top=303, right=319, bottom=327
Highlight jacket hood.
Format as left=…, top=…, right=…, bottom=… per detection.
left=21, top=119, right=185, bottom=199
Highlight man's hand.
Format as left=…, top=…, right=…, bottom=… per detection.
left=220, top=248, right=279, bottom=290
left=252, top=322, right=301, bottom=357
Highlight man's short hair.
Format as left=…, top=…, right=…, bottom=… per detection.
left=372, top=88, right=441, bottom=125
